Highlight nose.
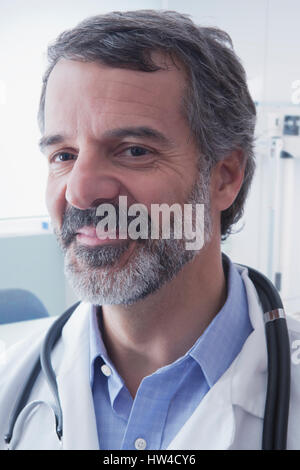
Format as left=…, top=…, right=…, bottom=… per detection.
left=65, top=150, right=121, bottom=209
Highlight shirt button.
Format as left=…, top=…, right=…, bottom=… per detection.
left=101, top=364, right=112, bottom=377
left=135, top=438, right=147, bottom=450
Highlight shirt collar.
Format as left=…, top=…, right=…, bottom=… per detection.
left=89, top=305, right=117, bottom=385
left=89, top=306, right=127, bottom=407
left=189, top=256, right=252, bottom=387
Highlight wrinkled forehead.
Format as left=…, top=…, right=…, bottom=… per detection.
left=44, top=54, right=189, bottom=135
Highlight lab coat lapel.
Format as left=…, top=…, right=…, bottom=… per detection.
left=167, top=266, right=267, bottom=450
left=230, top=268, right=267, bottom=419
left=56, top=302, right=99, bottom=450
left=167, top=369, right=236, bottom=450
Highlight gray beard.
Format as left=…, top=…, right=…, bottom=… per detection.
left=58, top=174, right=212, bottom=306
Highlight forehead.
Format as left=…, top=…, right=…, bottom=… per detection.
left=44, top=56, right=188, bottom=135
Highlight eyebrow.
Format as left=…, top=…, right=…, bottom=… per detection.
left=39, top=126, right=171, bottom=152
left=39, top=134, right=65, bottom=152
left=103, top=126, right=170, bottom=144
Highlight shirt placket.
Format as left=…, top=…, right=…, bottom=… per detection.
left=120, top=362, right=187, bottom=450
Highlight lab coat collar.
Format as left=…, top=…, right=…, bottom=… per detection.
left=56, top=301, right=99, bottom=450
left=231, top=266, right=267, bottom=419
left=167, top=265, right=267, bottom=450
left=167, top=362, right=236, bottom=449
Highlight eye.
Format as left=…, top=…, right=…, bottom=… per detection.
left=122, top=146, right=151, bottom=158
left=51, top=152, right=77, bottom=163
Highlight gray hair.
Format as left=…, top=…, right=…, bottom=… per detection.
left=38, top=9, right=256, bottom=239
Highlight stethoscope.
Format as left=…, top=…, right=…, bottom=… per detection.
left=4, top=253, right=291, bottom=450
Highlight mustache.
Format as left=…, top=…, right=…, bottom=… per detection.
left=59, top=204, right=151, bottom=248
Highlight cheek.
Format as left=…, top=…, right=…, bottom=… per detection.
left=131, top=173, right=190, bottom=208
left=46, top=177, right=67, bottom=229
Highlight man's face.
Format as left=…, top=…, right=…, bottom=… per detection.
left=42, top=55, right=212, bottom=305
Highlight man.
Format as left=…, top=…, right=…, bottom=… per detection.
left=1, top=10, right=300, bottom=450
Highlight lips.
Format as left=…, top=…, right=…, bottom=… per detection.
left=75, top=226, right=121, bottom=246
left=76, top=226, right=98, bottom=238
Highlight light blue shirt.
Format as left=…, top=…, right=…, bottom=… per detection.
left=89, top=258, right=253, bottom=450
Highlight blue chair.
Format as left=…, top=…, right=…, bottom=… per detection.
left=0, top=288, right=49, bottom=324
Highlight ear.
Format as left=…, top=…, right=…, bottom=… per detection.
left=210, top=150, right=246, bottom=212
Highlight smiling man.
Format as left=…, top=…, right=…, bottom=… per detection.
left=2, top=10, right=300, bottom=451
left=42, top=54, right=212, bottom=307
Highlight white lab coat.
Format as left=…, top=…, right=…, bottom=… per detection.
left=1, top=264, right=300, bottom=450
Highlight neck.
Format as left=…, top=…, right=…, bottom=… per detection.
left=100, top=241, right=226, bottom=397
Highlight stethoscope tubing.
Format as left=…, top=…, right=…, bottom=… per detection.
left=40, top=301, right=81, bottom=441
left=4, top=301, right=80, bottom=447
left=240, top=262, right=291, bottom=450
